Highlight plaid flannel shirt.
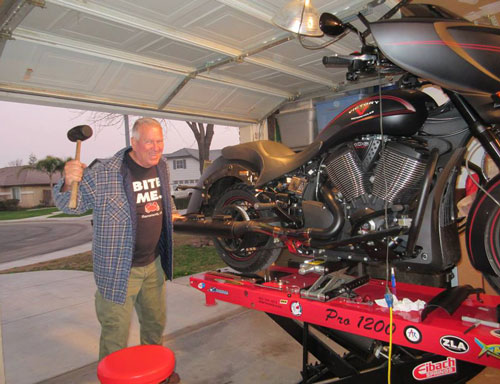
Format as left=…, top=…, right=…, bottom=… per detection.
left=54, top=147, right=174, bottom=304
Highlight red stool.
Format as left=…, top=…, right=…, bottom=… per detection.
left=97, top=345, right=175, bottom=384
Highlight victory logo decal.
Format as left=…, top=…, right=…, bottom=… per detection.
left=348, top=100, right=379, bottom=121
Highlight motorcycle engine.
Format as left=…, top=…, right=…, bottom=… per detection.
left=371, top=141, right=429, bottom=204
left=325, top=139, right=430, bottom=230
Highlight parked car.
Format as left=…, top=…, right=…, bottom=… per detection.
left=171, top=185, right=194, bottom=200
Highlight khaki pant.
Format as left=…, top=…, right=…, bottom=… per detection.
left=95, top=257, right=166, bottom=360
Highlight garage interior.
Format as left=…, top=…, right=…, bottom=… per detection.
left=1, top=0, right=499, bottom=140
left=1, top=1, right=500, bottom=383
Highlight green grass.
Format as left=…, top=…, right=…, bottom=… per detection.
left=173, top=245, right=224, bottom=278
left=50, top=209, right=93, bottom=218
left=0, top=252, right=95, bottom=273
left=0, top=207, right=59, bottom=220
left=0, top=243, right=225, bottom=279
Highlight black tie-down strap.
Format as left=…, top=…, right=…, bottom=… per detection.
left=421, top=285, right=484, bottom=322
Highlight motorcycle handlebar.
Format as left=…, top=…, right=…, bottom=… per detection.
left=322, top=56, right=352, bottom=66
left=323, top=53, right=376, bottom=66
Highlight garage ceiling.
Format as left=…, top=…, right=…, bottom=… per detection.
left=0, top=0, right=498, bottom=126
left=0, top=0, right=402, bottom=126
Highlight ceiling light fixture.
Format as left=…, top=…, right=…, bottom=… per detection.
left=272, top=0, right=323, bottom=37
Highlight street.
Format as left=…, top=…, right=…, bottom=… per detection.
left=0, top=218, right=92, bottom=263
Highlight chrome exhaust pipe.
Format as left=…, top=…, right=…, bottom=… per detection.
left=174, top=186, right=345, bottom=242
left=174, top=217, right=310, bottom=241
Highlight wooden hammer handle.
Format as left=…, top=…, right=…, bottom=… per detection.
left=68, top=140, right=82, bottom=209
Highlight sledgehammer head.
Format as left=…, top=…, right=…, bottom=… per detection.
left=67, top=125, right=93, bottom=142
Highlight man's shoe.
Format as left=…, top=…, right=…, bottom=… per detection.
left=165, top=371, right=180, bottom=383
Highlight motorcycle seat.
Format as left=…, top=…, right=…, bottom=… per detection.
left=222, top=140, right=323, bottom=186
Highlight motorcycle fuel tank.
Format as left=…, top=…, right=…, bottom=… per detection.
left=315, top=89, right=434, bottom=149
left=370, top=18, right=500, bottom=96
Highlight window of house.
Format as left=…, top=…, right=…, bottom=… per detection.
left=173, top=159, right=186, bottom=169
left=12, top=187, right=21, bottom=201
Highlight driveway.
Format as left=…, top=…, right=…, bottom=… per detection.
left=0, top=217, right=92, bottom=263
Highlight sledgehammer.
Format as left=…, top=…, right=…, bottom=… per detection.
left=67, top=125, right=93, bottom=209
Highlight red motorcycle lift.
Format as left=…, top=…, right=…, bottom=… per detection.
left=190, top=266, right=500, bottom=383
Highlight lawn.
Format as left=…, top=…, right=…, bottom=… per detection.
left=0, top=235, right=225, bottom=279
left=50, top=209, right=93, bottom=218
left=0, top=207, right=59, bottom=220
left=172, top=244, right=225, bottom=278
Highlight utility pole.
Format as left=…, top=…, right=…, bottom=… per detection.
left=0, top=306, right=5, bottom=384
left=124, top=114, right=130, bottom=147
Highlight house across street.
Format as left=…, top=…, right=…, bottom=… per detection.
left=0, top=166, right=62, bottom=208
left=165, top=148, right=222, bottom=199
left=0, top=147, right=223, bottom=208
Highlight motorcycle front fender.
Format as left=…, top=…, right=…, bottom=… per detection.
left=185, top=156, right=258, bottom=215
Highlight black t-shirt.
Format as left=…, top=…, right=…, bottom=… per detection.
left=125, top=152, right=163, bottom=266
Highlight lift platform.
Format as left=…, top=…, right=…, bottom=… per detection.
left=190, top=266, right=500, bottom=383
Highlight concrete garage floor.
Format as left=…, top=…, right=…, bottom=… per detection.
left=39, top=308, right=500, bottom=384
left=1, top=220, right=499, bottom=383
left=165, top=310, right=305, bottom=384
left=1, top=270, right=499, bottom=384
left=39, top=310, right=306, bottom=384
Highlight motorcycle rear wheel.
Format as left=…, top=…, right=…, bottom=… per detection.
left=212, top=183, right=282, bottom=273
left=466, top=174, right=500, bottom=294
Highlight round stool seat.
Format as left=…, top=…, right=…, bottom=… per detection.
left=97, top=345, right=175, bottom=384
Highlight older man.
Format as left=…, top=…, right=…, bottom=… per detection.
left=54, top=118, right=181, bottom=381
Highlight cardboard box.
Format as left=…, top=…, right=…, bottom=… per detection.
left=277, top=100, right=317, bottom=150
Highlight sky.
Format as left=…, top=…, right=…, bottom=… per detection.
left=0, top=100, right=240, bottom=168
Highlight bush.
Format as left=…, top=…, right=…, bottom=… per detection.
left=34, top=203, right=55, bottom=209
left=0, top=199, right=20, bottom=211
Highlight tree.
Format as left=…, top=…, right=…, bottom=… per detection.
left=8, top=159, right=23, bottom=166
left=28, top=153, right=38, bottom=165
left=77, top=111, right=216, bottom=175
left=75, top=111, right=130, bottom=145
left=186, top=122, right=214, bottom=175
left=19, top=156, right=66, bottom=205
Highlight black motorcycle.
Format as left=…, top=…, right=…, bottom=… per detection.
left=175, top=2, right=500, bottom=294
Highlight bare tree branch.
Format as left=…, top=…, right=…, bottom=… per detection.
left=186, top=121, right=214, bottom=175
left=73, top=111, right=216, bottom=176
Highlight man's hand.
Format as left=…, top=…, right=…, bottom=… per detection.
left=172, top=213, right=186, bottom=222
left=61, top=160, right=87, bottom=192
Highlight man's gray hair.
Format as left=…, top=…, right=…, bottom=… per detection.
left=132, top=117, right=162, bottom=140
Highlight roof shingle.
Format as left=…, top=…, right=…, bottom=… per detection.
left=0, top=166, right=62, bottom=187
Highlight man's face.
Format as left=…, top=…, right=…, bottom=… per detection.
left=131, top=124, right=164, bottom=168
